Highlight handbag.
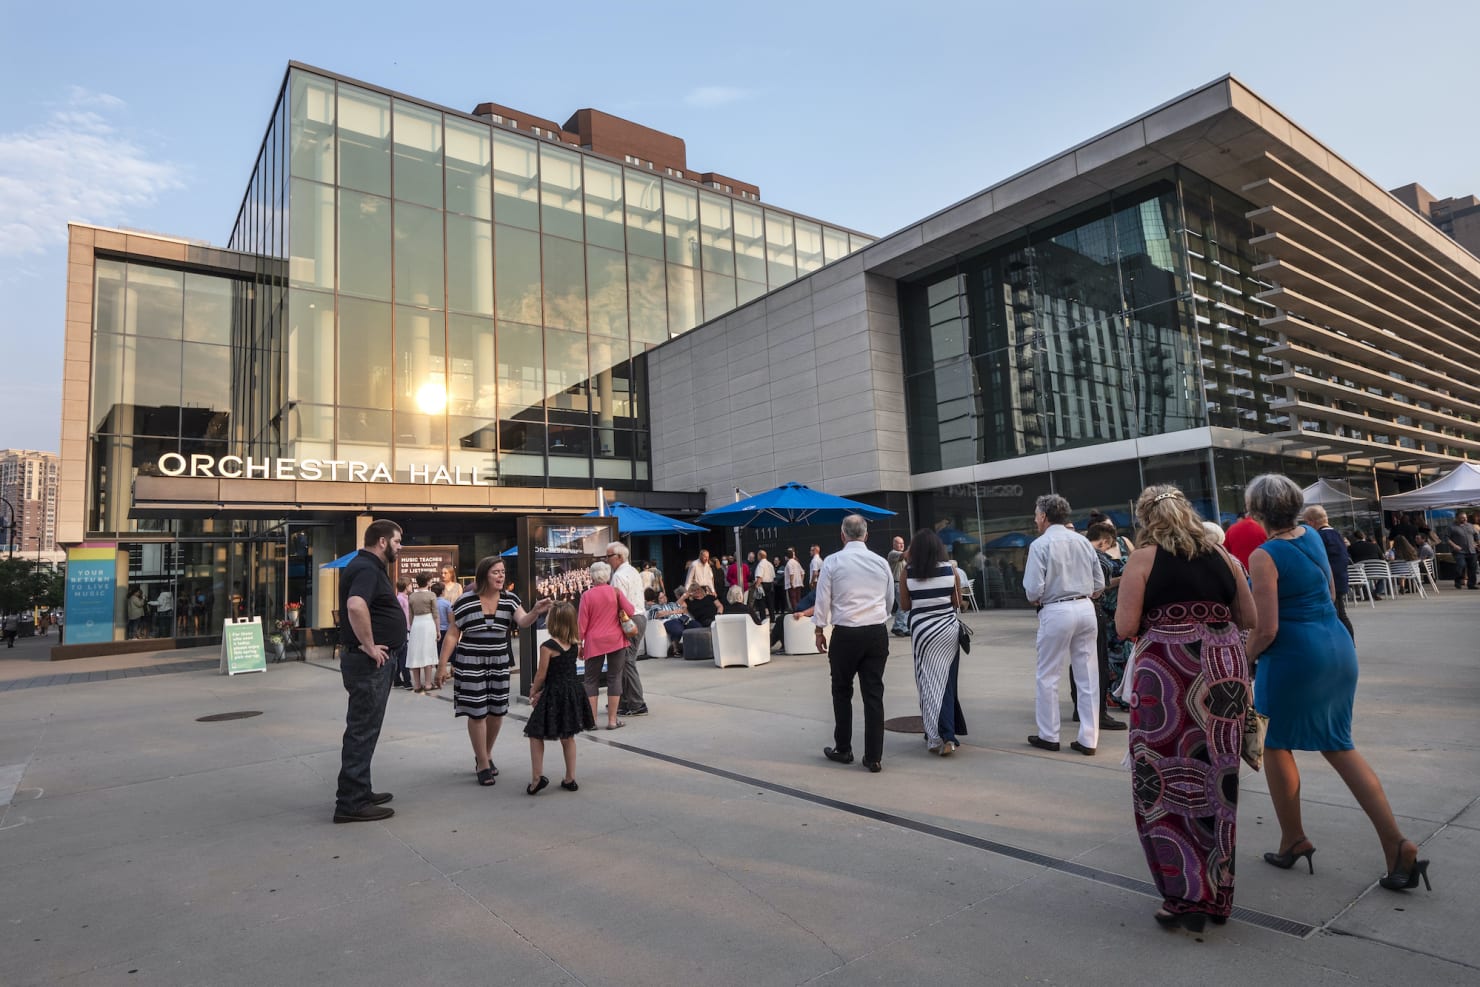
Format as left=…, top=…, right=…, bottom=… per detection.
left=1242, top=705, right=1269, bottom=772
left=957, top=620, right=973, bottom=654
left=615, top=588, right=640, bottom=640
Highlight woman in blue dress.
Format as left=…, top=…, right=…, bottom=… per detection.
left=1244, top=474, right=1431, bottom=892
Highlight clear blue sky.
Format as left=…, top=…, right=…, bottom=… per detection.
left=2, top=0, right=1475, bottom=451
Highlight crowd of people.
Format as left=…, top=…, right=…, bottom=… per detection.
left=330, top=484, right=1441, bottom=933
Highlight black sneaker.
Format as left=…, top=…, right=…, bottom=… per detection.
left=622, top=705, right=649, bottom=716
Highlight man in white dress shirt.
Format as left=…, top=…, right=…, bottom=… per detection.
left=685, top=549, right=715, bottom=593
left=1022, top=493, right=1105, bottom=755
left=783, top=548, right=806, bottom=611
left=608, top=542, right=649, bottom=717
left=753, top=550, right=776, bottom=611
left=808, top=544, right=824, bottom=587
left=814, top=515, right=895, bottom=773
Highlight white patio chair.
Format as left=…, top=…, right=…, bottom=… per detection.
left=1347, top=566, right=1376, bottom=607
left=1389, top=561, right=1425, bottom=599
left=1361, top=560, right=1394, bottom=599
left=1420, top=558, right=1441, bottom=594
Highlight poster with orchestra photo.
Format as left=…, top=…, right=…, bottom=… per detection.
left=514, top=515, right=618, bottom=698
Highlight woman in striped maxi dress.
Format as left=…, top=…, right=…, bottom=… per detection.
left=900, top=528, right=968, bottom=755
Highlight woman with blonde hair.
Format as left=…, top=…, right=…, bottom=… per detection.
left=1244, top=473, right=1431, bottom=895
left=1116, top=484, right=1255, bottom=932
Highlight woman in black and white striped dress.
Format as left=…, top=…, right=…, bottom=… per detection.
left=899, top=528, right=967, bottom=755
left=436, top=556, right=551, bottom=786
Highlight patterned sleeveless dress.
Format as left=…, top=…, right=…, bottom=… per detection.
left=1129, top=547, right=1250, bottom=920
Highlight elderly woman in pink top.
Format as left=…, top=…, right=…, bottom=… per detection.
left=577, top=561, right=640, bottom=730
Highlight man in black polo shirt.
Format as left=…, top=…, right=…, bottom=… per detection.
left=334, top=519, right=407, bottom=823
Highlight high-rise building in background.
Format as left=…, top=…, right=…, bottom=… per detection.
left=0, top=449, right=59, bottom=554
left=1391, top=182, right=1480, bottom=257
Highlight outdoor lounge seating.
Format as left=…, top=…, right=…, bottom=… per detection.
left=712, top=615, right=771, bottom=668
left=681, top=627, right=713, bottom=661
left=643, top=618, right=670, bottom=658
left=783, top=617, right=830, bottom=655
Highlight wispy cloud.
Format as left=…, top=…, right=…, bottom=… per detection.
left=0, top=89, right=184, bottom=258
left=684, top=86, right=753, bottom=109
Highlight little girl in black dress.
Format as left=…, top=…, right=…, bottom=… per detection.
left=524, top=602, right=595, bottom=794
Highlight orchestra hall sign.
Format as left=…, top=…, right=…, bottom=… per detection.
left=157, top=453, right=492, bottom=486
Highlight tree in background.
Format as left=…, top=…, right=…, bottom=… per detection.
left=0, top=559, right=65, bottom=613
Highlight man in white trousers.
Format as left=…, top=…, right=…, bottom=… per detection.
left=1022, top=493, right=1104, bottom=755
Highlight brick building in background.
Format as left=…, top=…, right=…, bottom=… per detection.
left=0, top=449, right=59, bottom=554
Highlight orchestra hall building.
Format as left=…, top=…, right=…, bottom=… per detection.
left=59, top=66, right=1480, bottom=647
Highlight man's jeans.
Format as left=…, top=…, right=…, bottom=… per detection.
left=1455, top=551, right=1478, bottom=589
left=393, top=642, right=411, bottom=687
left=891, top=583, right=909, bottom=634
left=336, top=648, right=397, bottom=813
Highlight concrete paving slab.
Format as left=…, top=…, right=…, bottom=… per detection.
left=0, top=591, right=1475, bottom=984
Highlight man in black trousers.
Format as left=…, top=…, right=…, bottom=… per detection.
left=814, top=514, right=894, bottom=773
left=334, top=519, right=407, bottom=823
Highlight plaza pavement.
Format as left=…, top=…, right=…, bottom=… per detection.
left=1, top=590, right=1476, bottom=986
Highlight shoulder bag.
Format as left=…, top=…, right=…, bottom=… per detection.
left=615, top=586, right=639, bottom=640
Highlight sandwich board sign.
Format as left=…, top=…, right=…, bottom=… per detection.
left=220, top=617, right=267, bottom=675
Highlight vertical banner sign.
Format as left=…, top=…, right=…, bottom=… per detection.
left=219, top=617, right=268, bottom=675
left=64, top=547, right=119, bottom=645
left=515, top=516, right=617, bottom=699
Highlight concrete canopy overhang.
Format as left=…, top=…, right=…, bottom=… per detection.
left=128, top=475, right=705, bottom=521
left=857, top=75, right=1480, bottom=285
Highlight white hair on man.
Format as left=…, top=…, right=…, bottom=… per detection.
left=607, top=541, right=630, bottom=562
left=841, top=514, right=868, bottom=541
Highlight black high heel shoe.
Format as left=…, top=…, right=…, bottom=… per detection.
left=1263, top=838, right=1316, bottom=874
left=1379, top=840, right=1432, bottom=891
left=1154, top=910, right=1208, bottom=933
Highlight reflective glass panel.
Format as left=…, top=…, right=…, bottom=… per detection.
left=737, top=279, right=767, bottom=306
left=795, top=219, right=824, bottom=275
left=182, top=272, right=233, bottom=345
left=338, top=190, right=392, bottom=300
left=444, top=117, right=491, bottom=219
left=395, top=306, right=447, bottom=422
left=131, top=336, right=182, bottom=431
left=586, top=245, right=628, bottom=338
left=392, top=100, right=443, bottom=208
left=125, top=266, right=183, bottom=339
left=339, top=407, right=391, bottom=444
left=495, top=225, right=542, bottom=324
left=663, top=181, right=699, bottom=268
left=583, top=158, right=625, bottom=250
left=702, top=271, right=736, bottom=322
left=446, top=213, right=493, bottom=315
left=337, top=85, right=390, bottom=195
left=289, top=71, right=335, bottom=183
left=666, top=265, right=698, bottom=335
left=288, top=289, right=335, bottom=404
left=539, top=144, right=584, bottom=241
left=544, top=328, right=588, bottom=414
left=732, top=201, right=767, bottom=283
left=337, top=297, right=392, bottom=409
left=447, top=314, right=495, bottom=418
left=542, top=235, right=586, bottom=331
left=764, top=210, right=797, bottom=286
left=849, top=234, right=873, bottom=252
left=492, top=130, right=539, bottom=230
left=822, top=226, right=850, bottom=264
left=395, top=410, right=446, bottom=451
left=91, top=332, right=125, bottom=433
left=496, top=322, right=543, bottom=419
left=628, top=255, right=667, bottom=344
left=698, top=191, right=734, bottom=275
left=289, top=178, right=334, bottom=289
left=95, top=260, right=125, bottom=335
left=180, top=343, right=231, bottom=421
left=624, top=170, right=663, bottom=259
left=394, top=203, right=444, bottom=308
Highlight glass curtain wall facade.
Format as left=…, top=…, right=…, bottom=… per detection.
left=901, top=170, right=1384, bottom=607
left=231, top=67, right=870, bottom=489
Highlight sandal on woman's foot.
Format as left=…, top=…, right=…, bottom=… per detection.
left=526, top=776, right=549, bottom=796
left=606, top=720, right=625, bottom=730
left=476, top=767, right=495, bottom=786
left=560, top=779, right=579, bottom=792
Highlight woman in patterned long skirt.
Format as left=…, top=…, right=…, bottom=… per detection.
left=1115, top=485, right=1255, bottom=932
left=436, top=556, right=551, bottom=786
left=899, top=528, right=967, bottom=756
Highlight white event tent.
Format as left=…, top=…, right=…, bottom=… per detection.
left=1379, top=462, right=1480, bottom=511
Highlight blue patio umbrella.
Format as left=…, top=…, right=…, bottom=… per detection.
left=695, top=482, right=896, bottom=528
left=582, top=501, right=708, bottom=536
left=319, top=550, right=361, bottom=569
left=936, top=526, right=980, bottom=547
left=500, top=545, right=518, bottom=557
left=983, top=532, right=1033, bottom=550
